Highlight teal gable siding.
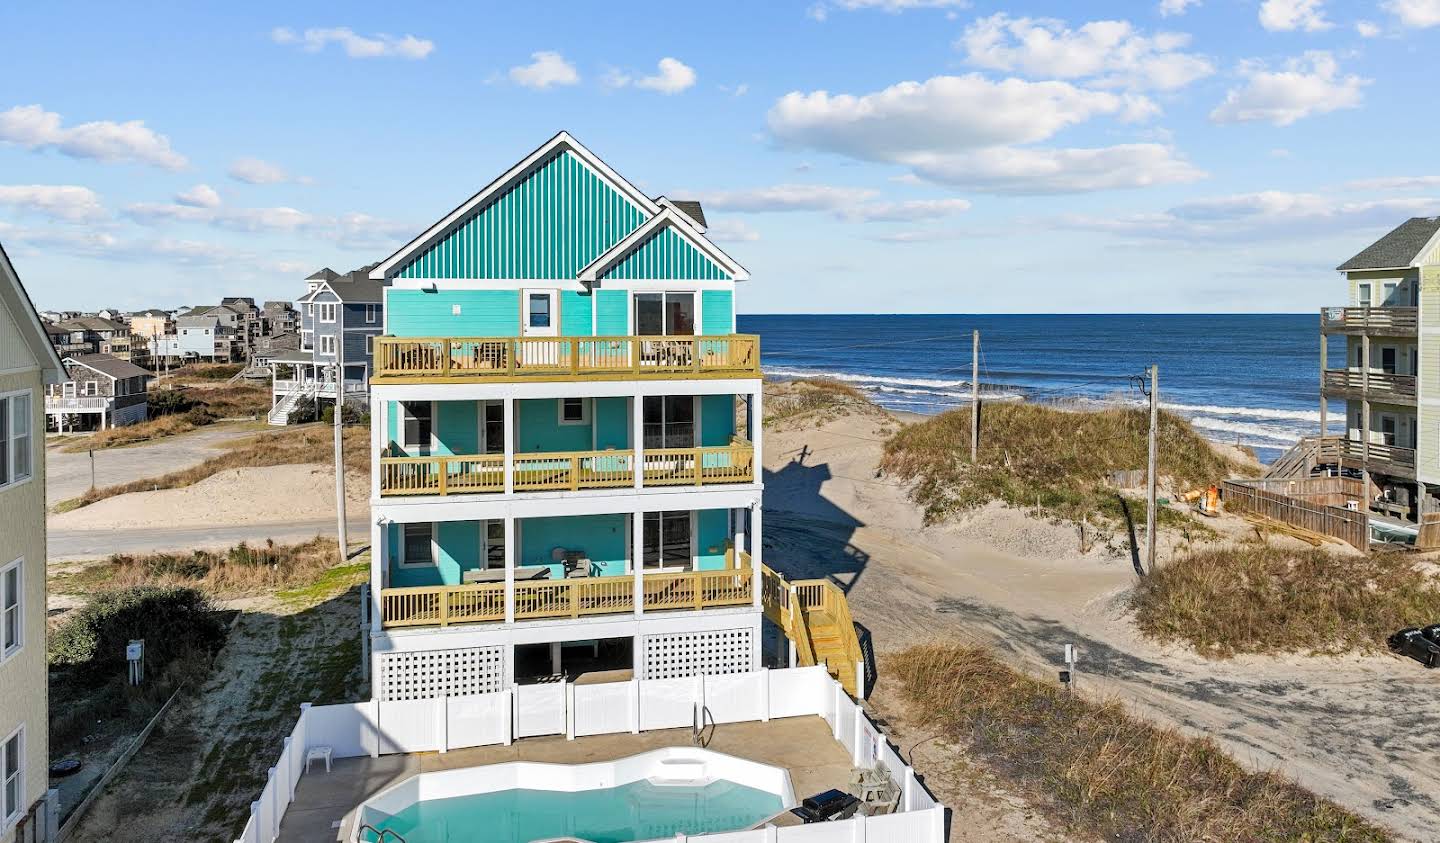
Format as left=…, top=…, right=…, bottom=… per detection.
left=700, top=395, right=735, bottom=446
left=695, top=509, right=731, bottom=571
left=594, top=397, right=629, bottom=450
left=601, top=226, right=730, bottom=281
left=387, top=521, right=483, bottom=587
left=561, top=290, right=594, bottom=336
left=701, top=290, right=734, bottom=335
left=387, top=289, right=520, bottom=337
left=517, top=399, right=591, bottom=453
left=520, top=514, right=628, bottom=578
left=595, top=289, right=628, bottom=334
left=397, top=150, right=646, bottom=280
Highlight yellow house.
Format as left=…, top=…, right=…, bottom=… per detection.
left=0, top=242, right=64, bottom=841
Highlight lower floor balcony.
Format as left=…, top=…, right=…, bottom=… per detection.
left=1316, top=435, right=1417, bottom=479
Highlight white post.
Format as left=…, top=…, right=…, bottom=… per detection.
left=632, top=509, right=645, bottom=617
left=368, top=698, right=380, bottom=758
left=852, top=713, right=864, bottom=767
left=370, top=394, right=383, bottom=499
left=630, top=678, right=641, bottom=734
left=504, top=516, right=516, bottom=624
left=854, top=813, right=868, bottom=843
left=566, top=682, right=577, bottom=740
left=266, top=767, right=279, bottom=840
left=760, top=667, right=770, bottom=722
left=503, top=687, right=514, bottom=746
left=832, top=684, right=843, bottom=740
left=632, top=392, right=645, bottom=490
left=281, top=736, right=294, bottom=802
left=503, top=397, right=515, bottom=495
left=370, top=522, right=385, bottom=632
left=903, top=767, right=918, bottom=812
left=436, top=695, right=448, bottom=753
left=750, top=504, right=763, bottom=611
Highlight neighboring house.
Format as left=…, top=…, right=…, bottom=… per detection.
left=265, top=266, right=383, bottom=424
left=47, top=316, right=127, bottom=358
left=252, top=331, right=300, bottom=366
left=95, top=307, right=126, bottom=321
left=152, top=315, right=238, bottom=363
left=0, top=241, right=64, bottom=840
left=44, top=353, right=153, bottom=432
left=362, top=133, right=775, bottom=702
left=262, top=300, right=299, bottom=337
left=1311, top=216, right=1440, bottom=521
left=127, top=308, right=173, bottom=343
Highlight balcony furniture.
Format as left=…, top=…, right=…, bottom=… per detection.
left=303, top=746, right=333, bottom=774
left=1319, top=306, right=1418, bottom=335
left=462, top=565, right=549, bottom=584
left=373, top=334, right=760, bottom=382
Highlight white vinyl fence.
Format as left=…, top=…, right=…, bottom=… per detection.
left=234, top=666, right=944, bottom=843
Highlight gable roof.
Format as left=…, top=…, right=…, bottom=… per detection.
left=668, top=200, right=707, bottom=229
left=0, top=241, right=64, bottom=382
left=299, top=264, right=383, bottom=303
left=177, top=315, right=219, bottom=329
left=578, top=207, right=748, bottom=283
left=306, top=267, right=340, bottom=282
left=1338, top=217, right=1440, bottom=271
left=370, top=132, right=664, bottom=281
left=65, top=353, right=151, bottom=381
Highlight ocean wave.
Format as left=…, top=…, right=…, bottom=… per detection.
left=764, top=365, right=970, bottom=390
left=1163, top=401, right=1321, bottom=423
left=1183, top=416, right=1302, bottom=446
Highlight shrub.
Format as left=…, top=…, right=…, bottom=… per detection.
left=148, top=389, right=196, bottom=417
left=321, top=402, right=367, bottom=425
left=79, top=538, right=345, bottom=594
left=288, top=395, right=318, bottom=425
left=49, top=586, right=226, bottom=672
left=183, top=406, right=218, bottom=427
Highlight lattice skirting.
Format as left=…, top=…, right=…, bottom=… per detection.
left=642, top=628, right=754, bottom=680
left=379, top=646, right=505, bottom=701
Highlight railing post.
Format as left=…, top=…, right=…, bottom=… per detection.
left=571, top=580, right=580, bottom=618
left=694, top=571, right=704, bottom=611
left=438, top=456, right=448, bottom=496
left=694, top=449, right=703, bottom=486
left=441, top=339, right=452, bottom=377
left=439, top=588, right=450, bottom=627
left=571, top=455, right=580, bottom=491
left=632, top=338, right=641, bottom=374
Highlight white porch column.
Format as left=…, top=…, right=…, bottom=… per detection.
left=750, top=388, right=763, bottom=479
left=632, top=393, right=644, bottom=490
left=750, top=503, right=763, bottom=611
left=370, top=394, right=383, bottom=499
left=504, top=516, right=516, bottom=624
left=732, top=508, right=745, bottom=567
left=370, top=519, right=386, bottom=630
left=632, top=509, right=645, bottom=617
left=503, top=397, right=515, bottom=495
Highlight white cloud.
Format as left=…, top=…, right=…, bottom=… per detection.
left=817, top=0, right=970, bottom=12
left=700, top=184, right=879, bottom=213
left=508, top=51, right=580, bottom=89
left=958, top=14, right=1214, bottom=91
left=1355, top=20, right=1382, bottom=36
left=1258, top=0, right=1333, bottom=31
left=122, top=195, right=411, bottom=249
left=872, top=228, right=981, bottom=243
left=271, top=26, right=433, bottom=59
left=1344, top=175, right=1440, bottom=191
left=1210, top=52, right=1366, bottom=126
left=840, top=198, right=972, bottom=221
left=767, top=74, right=1197, bottom=194
left=1158, top=0, right=1201, bottom=16
left=228, top=157, right=305, bottom=185
left=0, top=185, right=106, bottom=222
left=0, top=105, right=186, bottom=170
left=605, top=58, right=698, bottom=94
left=707, top=219, right=761, bottom=242
left=176, top=184, right=221, bottom=208
left=1383, top=0, right=1440, bottom=27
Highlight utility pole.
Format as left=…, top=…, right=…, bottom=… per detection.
left=971, top=330, right=980, bottom=463
left=1145, top=364, right=1159, bottom=574
left=334, top=328, right=349, bottom=563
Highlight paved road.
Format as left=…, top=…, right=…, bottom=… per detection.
left=48, top=517, right=372, bottom=561
left=44, top=423, right=259, bottom=506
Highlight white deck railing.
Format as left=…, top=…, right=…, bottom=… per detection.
left=233, top=666, right=944, bottom=843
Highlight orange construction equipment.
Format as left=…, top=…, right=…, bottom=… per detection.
left=1198, top=484, right=1221, bottom=517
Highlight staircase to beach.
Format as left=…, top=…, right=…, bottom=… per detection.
left=761, top=566, right=866, bottom=697
left=1265, top=436, right=1322, bottom=479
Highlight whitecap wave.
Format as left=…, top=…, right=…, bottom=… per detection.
left=764, top=365, right=970, bottom=390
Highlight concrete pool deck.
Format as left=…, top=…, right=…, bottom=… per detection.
left=277, top=715, right=856, bottom=842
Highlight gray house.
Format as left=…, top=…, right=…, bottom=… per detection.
left=45, top=353, right=153, bottom=431
left=266, top=265, right=383, bottom=424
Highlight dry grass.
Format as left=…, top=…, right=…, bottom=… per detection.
left=61, top=424, right=368, bottom=509
left=66, top=384, right=270, bottom=451
left=765, top=378, right=885, bottom=428
left=51, top=538, right=358, bottom=597
left=1133, top=543, right=1440, bottom=657
left=164, top=363, right=244, bottom=383
left=881, top=403, right=1246, bottom=528
left=892, top=644, right=1391, bottom=842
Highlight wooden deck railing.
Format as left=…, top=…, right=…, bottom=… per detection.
left=373, top=334, right=760, bottom=382
left=1221, top=480, right=1368, bottom=549
left=1312, top=435, right=1416, bottom=478
left=1320, top=369, right=1417, bottom=402
left=378, top=442, right=755, bottom=496
left=380, top=568, right=754, bottom=628
left=1320, top=306, right=1418, bottom=334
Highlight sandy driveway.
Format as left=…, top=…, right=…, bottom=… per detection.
left=763, top=411, right=1440, bottom=842
left=44, top=422, right=259, bottom=506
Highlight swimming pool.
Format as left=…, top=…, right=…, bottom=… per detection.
left=353, top=747, right=794, bottom=843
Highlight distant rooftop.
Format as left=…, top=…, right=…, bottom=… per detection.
left=66, top=353, right=151, bottom=380
left=1337, top=217, right=1440, bottom=271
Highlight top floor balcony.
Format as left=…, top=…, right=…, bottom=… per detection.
left=1320, top=306, right=1418, bottom=336
left=372, top=334, right=760, bottom=384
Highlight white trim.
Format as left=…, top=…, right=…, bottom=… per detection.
left=397, top=522, right=439, bottom=569
left=318, top=334, right=337, bottom=357
left=577, top=208, right=749, bottom=283
left=0, top=557, right=21, bottom=663
left=365, top=303, right=379, bottom=324
left=370, top=132, right=662, bottom=281
left=0, top=389, right=34, bottom=492
left=373, top=486, right=763, bottom=525
left=557, top=397, right=589, bottom=426
left=0, top=723, right=21, bottom=827
left=1411, top=225, right=1440, bottom=268
left=372, top=378, right=759, bottom=403
left=318, top=302, right=338, bottom=324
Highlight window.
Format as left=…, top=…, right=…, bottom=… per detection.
left=527, top=293, right=552, bottom=329
left=1358, top=283, right=1372, bottom=307
left=365, top=304, right=379, bottom=324
left=482, top=402, right=504, bottom=455
left=1383, top=281, right=1399, bottom=305
left=305, top=303, right=314, bottom=318
left=319, top=335, right=336, bottom=356
left=84, top=381, right=97, bottom=396
left=643, top=395, right=695, bottom=448
left=634, top=292, right=695, bottom=336
left=401, top=401, right=432, bottom=453
left=558, top=397, right=588, bottom=425
left=301, top=330, right=313, bottom=351
left=1, top=559, right=19, bottom=661
left=0, top=392, right=33, bottom=489
left=400, top=523, right=434, bottom=567
left=644, top=511, right=692, bottom=571
left=483, top=520, right=505, bottom=569
left=318, top=303, right=337, bottom=323
left=365, top=335, right=375, bottom=356
left=1381, top=346, right=1398, bottom=375
left=1, top=727, right=19, bottom=826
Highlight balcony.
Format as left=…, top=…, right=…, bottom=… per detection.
left=44, top=395, right=112, bottom=411
left=1316, top=436, right=1416, bottom=479
left=378, top=441, right=756, bottom=497
left=380, top=566, right=754, bottom=628
left=1320, top=369, right=1417, bottom=404
left=372, top=334, right=759, bottom=383
left=1320, top=306, right=1417, bottom=336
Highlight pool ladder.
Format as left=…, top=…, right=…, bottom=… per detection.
left=691, top=703, right=715, bottom=748
left=355, top=823, right=406, bottom=842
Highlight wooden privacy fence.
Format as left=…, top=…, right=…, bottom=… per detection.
left=1221, top=480, right=1368, bottom=548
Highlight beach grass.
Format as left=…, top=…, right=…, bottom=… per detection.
left=1133, top=543, right=1440, bottom=657
left=892, top=644, right=1392, bottom=842
left=63, top=383, right=271, bottom=452
left=49, top=537, right=355, bottom=596
left=765, top=377, right=885, bottom=427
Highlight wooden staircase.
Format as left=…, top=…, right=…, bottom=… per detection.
left=760, top=566, right=866, bottom=697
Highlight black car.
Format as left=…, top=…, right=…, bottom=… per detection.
left=1388, top=628, right=1440, bottom=668
left=1420, top=624, right=1440, bottom=645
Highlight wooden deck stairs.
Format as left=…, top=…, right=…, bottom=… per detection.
left=760, top=566, right=866, bottom=697
left=1265, top=436, right=1321, bottom=479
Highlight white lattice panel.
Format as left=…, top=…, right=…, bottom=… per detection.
left=379, top=646, right=504, bottom=701
left=642, top=628, right=753, bottom=679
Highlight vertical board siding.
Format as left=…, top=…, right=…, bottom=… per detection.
left=519, top=514, right=629, bottom=578
left=601, top=225, right=731, bottom=281
left=696, top=509, right=731, bottom=571
left=595, top=289, right=629, bottom=335
left=560, top=291, right=594, bottom=337
left=397, top=150, right=645, bottom=280
left=701, top=290, right=734, bottom=335
left=595, top=397, right=630, bottom=449
left=700, top=395, right=736, bottom=446
left=387, top=290, right=520, bottom=337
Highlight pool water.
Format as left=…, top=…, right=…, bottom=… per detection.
left=361, top=778, right=784, bottom=843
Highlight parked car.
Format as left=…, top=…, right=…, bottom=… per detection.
left=1420, top=624, right=1440, bottom=645
left=1388, top=628, right=1440, bottom=668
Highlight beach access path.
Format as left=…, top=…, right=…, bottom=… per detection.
left=762, top=410, right=1439, bottom=843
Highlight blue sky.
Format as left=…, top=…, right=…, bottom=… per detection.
left=1, top=0, right=1437, bottom=314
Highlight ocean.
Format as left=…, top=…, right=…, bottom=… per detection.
left=739, top=314, right=1335, bottom=463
